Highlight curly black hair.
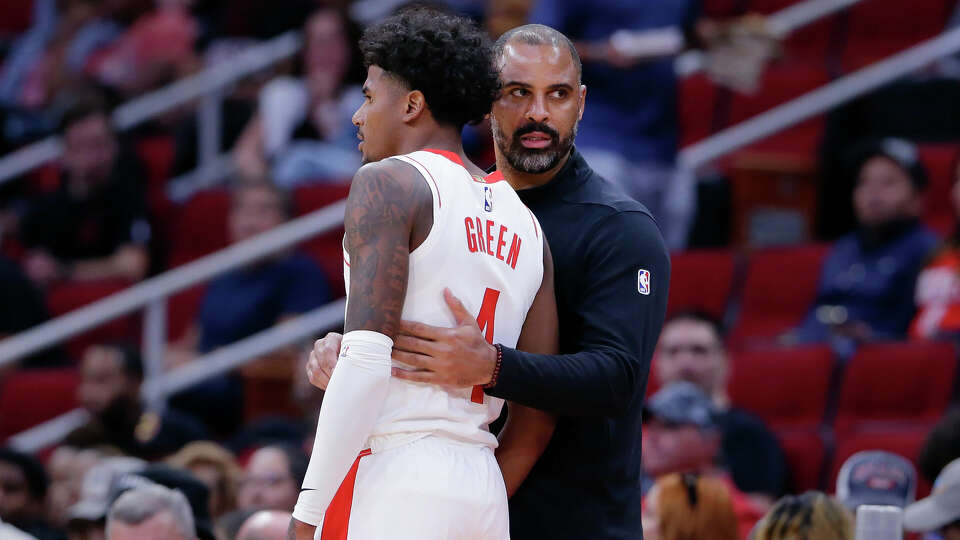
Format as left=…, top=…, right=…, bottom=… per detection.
left=359, top=7, right=500, bottom=129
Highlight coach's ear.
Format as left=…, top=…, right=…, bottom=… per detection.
left=403, top=90, right=427, bottom=124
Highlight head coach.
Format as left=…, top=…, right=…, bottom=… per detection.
left=307, top=24, right=670, bottom=539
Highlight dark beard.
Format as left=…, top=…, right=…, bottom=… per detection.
left=494, top=120, right=576, bottom=174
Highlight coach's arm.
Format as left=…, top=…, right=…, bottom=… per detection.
left=392, top=210, right=670, bottom=417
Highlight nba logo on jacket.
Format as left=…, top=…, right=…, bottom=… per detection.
left=638, top=269, right=651, bottom=295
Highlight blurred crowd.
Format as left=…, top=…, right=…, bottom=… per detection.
left=1, top=0, right=960, bottom=539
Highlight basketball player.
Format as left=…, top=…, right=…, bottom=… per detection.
left=289, top=9, right=558, bottom=540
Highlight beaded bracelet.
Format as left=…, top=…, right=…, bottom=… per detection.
left=483, top=344, right=503, bottom=389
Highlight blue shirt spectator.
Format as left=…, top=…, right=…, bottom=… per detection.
left=797, top=139, right=940, bottom=351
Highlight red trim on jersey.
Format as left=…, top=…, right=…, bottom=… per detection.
left=527, top=208, right=540, bottom=239
left=423, top=148, right=465, bottom=167
left=320, top=448, right=372, bottom=540
left=406, top=156, right=442, bottom=208
left=484, top=170, right=506, bottom=183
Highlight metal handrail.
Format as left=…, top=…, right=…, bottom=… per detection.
left=0, top=199, right=345, bottom=368
left=0, top=30, right=301, bottom=187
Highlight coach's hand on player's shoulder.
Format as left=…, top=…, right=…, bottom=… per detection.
left=306, top=332, right=342, bottom=390
left=391, top=288, right=498, bottom=388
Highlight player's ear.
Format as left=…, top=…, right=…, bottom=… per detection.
left=403, top=90, right=426, bottom=123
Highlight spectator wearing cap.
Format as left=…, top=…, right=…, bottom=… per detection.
left=165, top=442, right=240, bottom=519
left=236, top=445, right=307, bottom=512
left=835, top=451, right=918, bottom=513
left=655, top=311, right=787, bottom=504
left=45, top=446, right=106, bottom=530
left=912, top=151, right=960, bottom=339
left=107, top=464, right=215, bottom=540
left=105, top=484, right=197, bottom=540
left=751, top=491, right=854, bottom=540
left=166, top=180, right=331, bottom=435
left=641, top=473, right=739, bottom=540
left=0, top=448, right=61, bottom=540
left=18, top=95, right=152, bottom=289
left=641, top=382, right=765, bottom=537
left=66, top=456, right=145, bottom=540
left=235, top=510, right=291, bottom=540
left=796, top=138, right=939, bottom=354
left=904, top=457, right=960, bottom=540
left=65, top=343, right=206, bottom=460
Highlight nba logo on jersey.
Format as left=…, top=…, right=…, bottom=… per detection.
left=638, top=269, right=651, bottom=295
left=483, top=186, right=494, bottom=212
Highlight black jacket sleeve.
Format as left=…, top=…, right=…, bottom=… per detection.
left=486, top=210, right=670, bottom=417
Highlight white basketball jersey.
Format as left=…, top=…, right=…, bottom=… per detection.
left=343, top=149, right=544, bottom=448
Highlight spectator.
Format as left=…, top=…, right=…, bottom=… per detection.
left=167, top=180, right=330, bottom=434
left=45, top=446, right=105, bottom=530
left=835, top=451, right=917, bottom=513
left=641, top=473, right=739, bottom=540
left=796, top=138, right=939, bottom=354
left=65, top=342, right=207, bottom=459
left=19, top=95, right=151, bottom=288
left=751, top=492, right=854, bottom=540
left=235, top=510, right=290, bottom=540
left=912, top=152, right=960, bottom=340
left=214, top=508, right=259, bottom=540
left=904, top=457, right=960, bottom=540
left=641, top=382, right=765, bottom=537
left=527, top=0, right=700, bottom=248
left=108, top=464, right=214, bottom=540
left=0, top=448, right=62, bottom=540
left=105, top=485, right=196, bottom=540
left=0, top=255, right=63, bottom=367
left=65, top=457, right=145, bottom=540
left=232, top=7, right=362, bottom=186
left=919, top=410, right=960, bottom=485
left=235, top=445, right=306, bottom=512
left=165, top=442, right=240, bottom=519
left=0, top=517, right=37, bottom=540
left=655, top=311, right=787, bottom=502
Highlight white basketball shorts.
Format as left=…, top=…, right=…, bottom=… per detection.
left=314, top=434, right=509, bottom=540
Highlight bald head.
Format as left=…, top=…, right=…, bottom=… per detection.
left=494, top=24, right=581, bottom=83
left=236, top=510, right=292, bottom=540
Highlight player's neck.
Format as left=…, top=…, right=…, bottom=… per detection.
left=400, top=127, right=481, bottom=175
left=495, top=148, right=572, bottom=191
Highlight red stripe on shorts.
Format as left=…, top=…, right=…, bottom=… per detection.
left=320, top=448, right=372, bottom=540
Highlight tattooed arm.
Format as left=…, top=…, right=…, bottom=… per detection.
left=290, top=159, right=432, bottom=538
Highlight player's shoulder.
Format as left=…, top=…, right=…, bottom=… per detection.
left=352, top=158, right=423, bottom=188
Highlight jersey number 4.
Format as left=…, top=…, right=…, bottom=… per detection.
left=471, top=288, right=501, bottom=404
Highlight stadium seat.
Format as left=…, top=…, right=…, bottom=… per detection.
left=748, top=0, right=838, bottom=64
left=167, top=284, right=206, bottom=342
left=0, top=0, right=34, bottom=35
left=918, top=143, right=959, bottom=237
left=829, top=425, right=932, bottom=497
left=292, top=183, right=351, bottom=299
left=775, top=428, right=827, bottom=493
left=678, top=74, right=718, bottom=147
left=730, top=244, right=829, bottom=345
left=728, top=345, right=835, bottom=429
left=169, top=189, right=230, bottom=267
left=46, top=279, right=137, bottom=361
left=0, top=368, right=80, bottom=441
left=667, top=249, right=737, bottom=320
left=835, top=341, right=957, bottom=434
left=840, top=0, right=951, bottom=71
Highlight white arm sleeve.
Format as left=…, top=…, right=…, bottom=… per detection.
left=292, top=330, right=393, bottom=525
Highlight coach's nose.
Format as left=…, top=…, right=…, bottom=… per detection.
left=525, top=93, right=550, bottom=124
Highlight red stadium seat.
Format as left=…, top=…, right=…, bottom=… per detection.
left=829, top=425, right=932, bottom=497
left=835, top=341, right=957, bottom=434
left=918, top=143, right=959, bottom=237
left=776, top=428, right=827, bottom=492
left=679, top=74, right=718, bottom=147
left=167, top=284, right=206, bottom=342
left=728, top=345, right=835, bottom=429
left=0, top=368, right=80, bottom=441
left=730, top=244, right=829, bottom=345
left=840, top=0, right=951, bottom=71
left=0, top=0, right=34, bottom=35
left=293, top=183, right=351, bottom=299
left=46, top=279, right=137, bottom=361
left=667, top=249, right=737, bottom=320
left=169, top=189, right=230, bottom=267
